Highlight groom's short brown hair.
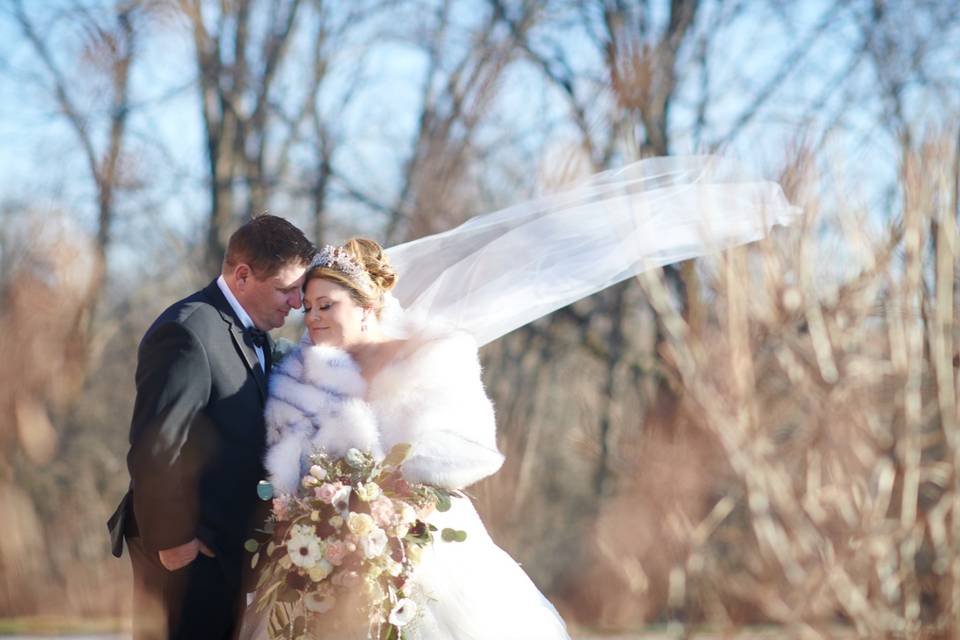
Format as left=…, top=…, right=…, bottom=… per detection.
left=223, top=214, right=315, bottom=278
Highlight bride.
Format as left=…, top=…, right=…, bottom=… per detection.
left=247, top=238, right=571, bottom=639
left=242, top=156, right=799, bottom=639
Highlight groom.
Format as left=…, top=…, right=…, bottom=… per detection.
left=108, top=215, right=315, bottom=640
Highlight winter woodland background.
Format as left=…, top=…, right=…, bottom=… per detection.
left=1, top=0, right=960, bottom=637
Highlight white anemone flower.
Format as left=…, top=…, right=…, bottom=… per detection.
left=388, top=598, right=418, bottom=627
left=332, top=485, right=352, bottom=514
left=287, top=529, right=323, bottom=569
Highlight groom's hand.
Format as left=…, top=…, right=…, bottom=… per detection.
left=158, top=538, right=216, bottom=571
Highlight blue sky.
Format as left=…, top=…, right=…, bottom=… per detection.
left=1, top=0, right=958, bottom=282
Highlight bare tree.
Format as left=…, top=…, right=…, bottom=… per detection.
left=284, top=1, right=382, bottom=247
left=489, top=0, right=701, bottom=507
left=11, top=0, right=144, bottom=333
left=178, top=0, right=305, bottom=272
left=380, top=0, right=541, bottom=243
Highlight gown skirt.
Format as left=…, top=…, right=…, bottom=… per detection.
left=240, top=495, right=569, bottom=640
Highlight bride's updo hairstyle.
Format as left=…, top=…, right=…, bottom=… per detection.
left=305, top=237, right=398, bottom=317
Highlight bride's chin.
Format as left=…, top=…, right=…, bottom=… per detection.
left=308, top=330, right=339, bottom=348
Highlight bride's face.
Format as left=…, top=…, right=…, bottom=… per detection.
left=302, top=277, right=369, bottom=349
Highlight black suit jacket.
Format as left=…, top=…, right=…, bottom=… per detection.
left=108, top=280, right=273, bottom=577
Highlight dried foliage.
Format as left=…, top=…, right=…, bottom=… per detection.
left=0, top=213, right=128, bottom=615
left=540, top=141, right=960, bottom=638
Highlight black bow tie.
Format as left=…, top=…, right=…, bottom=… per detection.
left=244, top=326, right=268, bottom=350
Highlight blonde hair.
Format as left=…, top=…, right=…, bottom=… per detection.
left=305, top=237, right=397, bottom=316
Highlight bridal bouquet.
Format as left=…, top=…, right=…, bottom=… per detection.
left=246, top=444, right=465, bottom=640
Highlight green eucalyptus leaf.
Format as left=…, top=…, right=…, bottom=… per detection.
left=244, top=538, right=260, bottom=553
left=440, top=528, right=468, bottom=542
left=271, top=337, right=296, bottom=364
left=257, top=480, right=274, bottom=501
left=433, top=489, right=451, bottom=512
left=382, top=443, right=412, bottom=468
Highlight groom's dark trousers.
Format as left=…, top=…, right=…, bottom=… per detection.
left=108, top=280, right=273, bottom=640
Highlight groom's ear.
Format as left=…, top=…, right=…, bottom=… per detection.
left=233, top=263, right=253, bottom=289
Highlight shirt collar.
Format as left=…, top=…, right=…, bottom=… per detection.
left=216, top=274, right=255, bottom=330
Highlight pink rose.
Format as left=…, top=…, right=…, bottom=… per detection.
left=324, top=540, right=348, bottom=566
left=314, top=482, right=344, bottom=504
left=370, top=496, right=395, bottom=527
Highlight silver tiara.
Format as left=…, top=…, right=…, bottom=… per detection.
left=311, top=245, right=372, bottom=287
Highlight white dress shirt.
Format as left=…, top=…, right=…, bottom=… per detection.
left=216, top=275, right=265, bottom=370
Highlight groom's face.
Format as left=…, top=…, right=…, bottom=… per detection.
left=236, top=261, right=308, bottom=330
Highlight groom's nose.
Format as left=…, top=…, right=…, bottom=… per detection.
left=287, top=289, right=303, bottom=309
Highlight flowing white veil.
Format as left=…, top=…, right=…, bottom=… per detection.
left=382, top=155, right=799, bottom=346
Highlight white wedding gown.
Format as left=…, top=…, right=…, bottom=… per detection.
left=245, top=329, right=570, bottom=639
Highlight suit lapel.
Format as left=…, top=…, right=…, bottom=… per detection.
left=229, top=324, right=269, bottom=401
left=265, top=334, right=275, bottom=375
left=203, top=280, right=269, bottom=403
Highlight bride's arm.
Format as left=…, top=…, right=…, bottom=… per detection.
left=401, top=425, right=505, bottom=490
left=390, top=332, right=505, bottom=489
left=263, top=348, right=313, bottom=494
left=264, top=344, right=382, bottom=493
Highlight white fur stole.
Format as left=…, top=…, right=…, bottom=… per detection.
left=264, top=344, right=382, bottom=494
